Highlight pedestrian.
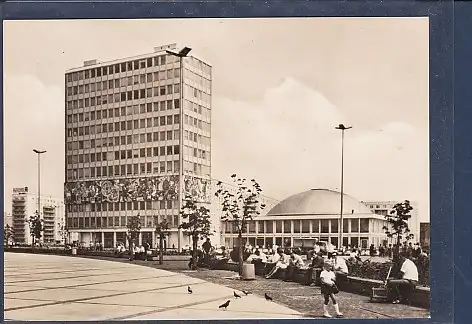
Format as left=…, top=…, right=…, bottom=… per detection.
left=320, top=263, right=343, bottom=318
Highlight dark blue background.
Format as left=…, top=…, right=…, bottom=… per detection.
left=454, top=2, right=472, bottom=324
left=0, top=1, right=460, bottom=323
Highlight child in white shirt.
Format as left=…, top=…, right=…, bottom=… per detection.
left=320, top=263, right=343, bottom=318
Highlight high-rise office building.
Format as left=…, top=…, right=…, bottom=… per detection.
left=64, top=44, right=212, bottom=250
left=11, top=187, right=65, bottom=244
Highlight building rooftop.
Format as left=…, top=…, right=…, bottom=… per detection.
left=267, top=188, right=373, bottom=216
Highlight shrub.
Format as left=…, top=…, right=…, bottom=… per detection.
left=346, top=256, right=429, bottom=286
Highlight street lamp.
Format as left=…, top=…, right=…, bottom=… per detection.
left=335, top=124, right=352, bottom=251
left=33, top=149, right=46, bottom=242
left=166, top=46, right=192, bottom=253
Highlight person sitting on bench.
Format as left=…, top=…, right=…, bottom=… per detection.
left=265, top=248, right=290, bottom=279
left=387, top=252, right=419, bottom=304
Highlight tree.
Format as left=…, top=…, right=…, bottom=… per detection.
left=27, top=211, right=43, bottom=247
left=215, top=175, right=266, bottom=275
left=126, top=214, right=141, bottom=260
left=179, top=195, right=213, bottom=270
left=155, top=219, right=170, bottom=265
left=58, top=223, right=70, bottom=245
left=4, top=224, right=13, bottom=247
left=383, top=200, right=414, bottom=259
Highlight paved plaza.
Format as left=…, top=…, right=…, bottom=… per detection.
left=3, top=253, right=302, bottom=321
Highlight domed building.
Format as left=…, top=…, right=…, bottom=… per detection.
left=221, top=189, right=390, bottom=250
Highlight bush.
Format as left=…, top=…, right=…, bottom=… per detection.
left=346, top=256, right=429, bottom=287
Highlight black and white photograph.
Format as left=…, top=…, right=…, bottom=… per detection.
left=4, top=18, right=430, bottom=320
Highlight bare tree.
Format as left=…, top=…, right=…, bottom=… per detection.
left=27, top=211, right=43, bottom=247
left=126, top=214, right=141, bottom=260
left=179, top=195, right=213, bottom=270
left=383, top=200, right=414, bottom=258
left=155, top=219, right=170, bottom=265
left=215, top=174, right=266, bottom=275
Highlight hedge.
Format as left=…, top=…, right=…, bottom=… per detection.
left=346, top=256, right=429, bottom=287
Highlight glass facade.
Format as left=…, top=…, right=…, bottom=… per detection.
left=221, top=217, right=389, bottom=249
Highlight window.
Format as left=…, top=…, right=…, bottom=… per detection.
left=265, top=221, right=273, bottom=234
left=360, top=219, right=370, bottom=233
left=160, top=86, right=166, bottom=96
left=351, top=219, right=359, bottom=233
left=283, top=220, right=291, bottom=233
left=174, top=115, right=180, bottom=124
left=331, top=219, right=339, bottom=233
left=301, top=220, right=310, bottom=233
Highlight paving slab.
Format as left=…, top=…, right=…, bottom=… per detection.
left=4, top=252, right=302, bottom=321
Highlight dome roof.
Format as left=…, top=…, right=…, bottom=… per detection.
left=267, top=189, right=373, bottom=216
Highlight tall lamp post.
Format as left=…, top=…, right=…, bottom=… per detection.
left=335, top=124, right=352, bottom=251
left=33, top=149, right=46, bottom=244
left=166, top=46, right=192, bottom=252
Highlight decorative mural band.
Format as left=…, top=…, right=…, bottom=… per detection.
left=64, top=176, right=179, bottom=204
left=183, top=175, right=211, bottom=203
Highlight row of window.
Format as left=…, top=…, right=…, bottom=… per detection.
left=67, top=70, right=180, bottom=95
left=68, top=199, right=177, bottom=212
left=67, top=114, right=180, bottom=137
left=67, top=70, right=211, bottom=96
left=223, top=218, right=380, bottom=234
left=68, top=145, right=208, bottom=163
left=66, top=84, right=210, bottom=110
left=66, top=130, right=209, bottom=153
left=67, top=98, right=210, bottom=123
left=67, top=114, right=209, bottom=137
left=67, top=55, right=210, bottom=82
left=66, top=214, right=180, bottom=229
left=67, top=55, right=177, bottom=82
left=66, top=161, right=209, bottom=180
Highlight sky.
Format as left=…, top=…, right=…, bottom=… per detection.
left=3, top=18, right=430, bottom=221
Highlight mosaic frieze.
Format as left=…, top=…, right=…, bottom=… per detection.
left=64, top=176, right=179, bottom=204
left=183, top=175, right=211, bottom=203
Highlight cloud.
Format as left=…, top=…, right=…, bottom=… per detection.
left=4, top=74, right=65, bottom=210
left=211, top=78, right=429, bottom=220
left=3, top=74, right=429, bottom=222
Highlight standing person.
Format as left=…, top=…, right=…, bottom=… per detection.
left=320, top=263, right=343, bottom=318
left=202, top=238, right=212, bottom=266
left=369, top=244, right=375, bottom=256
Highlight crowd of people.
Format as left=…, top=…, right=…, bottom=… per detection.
left=112, top=237, right=425, bottom=314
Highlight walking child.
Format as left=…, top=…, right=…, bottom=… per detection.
left=320, top=262, right=343, bottom=318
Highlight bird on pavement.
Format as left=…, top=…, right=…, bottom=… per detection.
left=219, top=300, right=230, bottom=310
left=265, top=293, right=273, bottom=301
left=188, top=286, right=193, bottom=294
left=242, top=290, right=252, bottom=295
left=234, top=291, right=241, bottom=298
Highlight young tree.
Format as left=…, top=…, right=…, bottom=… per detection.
left=383, top=200, right=414, bottom=258
left=155, top=219, right=170, bottom=265
left=4, top=224, right=13, bottom=247
left=215, top=174, right=266, bottom=275
left=179, top=195, right=213, bottom=270
left=58, top=223, right=70, bottom=245
left=126, top=214, right=141, bottom=260
left=27, top=211, right=43, bottom=247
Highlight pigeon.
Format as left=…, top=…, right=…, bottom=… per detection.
left=242, top=290, right=252, bottom=295
left=265, top=293, right=273, bottom=301
left=188, top=286, right=193, bottom=294
left=234, top=291, right=241, bottom=298
left=219, top=300, right=230, bottom=310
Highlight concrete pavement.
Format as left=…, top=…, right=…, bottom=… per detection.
left=4, top=252, right=302, bottom=321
